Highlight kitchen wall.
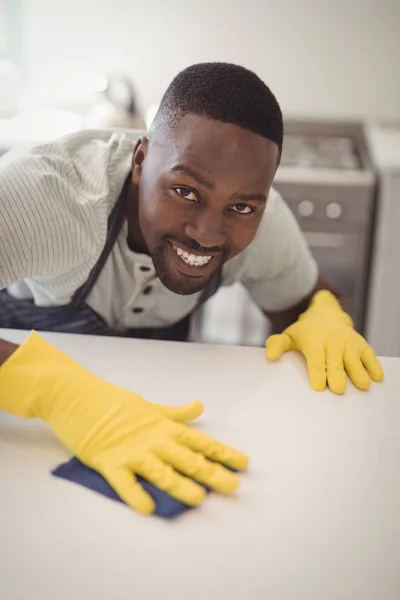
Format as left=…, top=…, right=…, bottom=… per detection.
left=22, top=0, right=399, bottom=120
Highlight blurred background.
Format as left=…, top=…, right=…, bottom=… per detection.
left=1, top=0, right=400, bottom=355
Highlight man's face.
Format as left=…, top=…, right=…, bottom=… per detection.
left=132, top=114, right=279, bottom=295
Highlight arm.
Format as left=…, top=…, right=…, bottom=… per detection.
left=241, top=189, right=382, bottom=393
left=0, top=332, right=248, bottom=514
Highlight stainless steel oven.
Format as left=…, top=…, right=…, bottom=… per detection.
left=274, top=120, right=376, bottom=332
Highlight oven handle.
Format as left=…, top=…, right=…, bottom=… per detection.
left=303, top=232, right=346, bottom=249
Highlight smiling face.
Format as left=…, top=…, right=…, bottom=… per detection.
left=130, top=114, right=279, bottom=295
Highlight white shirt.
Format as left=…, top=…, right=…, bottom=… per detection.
left=0, top=129, right=318, bottom=330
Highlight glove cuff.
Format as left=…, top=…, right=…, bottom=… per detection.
left=0, top=331, right=43, bottom=417
left=0, top=331, right=94, bottom=420
left=308, top=290, right=354, bottom=328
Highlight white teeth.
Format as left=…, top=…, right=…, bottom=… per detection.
left=172, top=245, right=212, bottom=267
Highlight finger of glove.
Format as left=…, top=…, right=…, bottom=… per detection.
left=176, top=428, right=249, bottom=471
left=266, top=333, right=294, bottom=360
left=156, top=441, right=239, bottom=494
left=343, top=347, right=371, bottom=390
left=101, top=466, right=155, bottom=515
left=303, top=346, right=327, bottom=392
left=326, top=346, right=347, bottom=395
left=132, top=454, right=206, bottom=507
left=361, top=347, right=384, bottom=383
left=149, top=400, right=204, bottom=424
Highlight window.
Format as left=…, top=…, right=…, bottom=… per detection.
left=0, top=0, right=22, bottom=61
left=0, top=0, right=23, bottom=117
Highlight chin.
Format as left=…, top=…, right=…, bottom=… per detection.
left=157, top=271, right=210, bottom=296
left=154, top=259, right=218, bottom=295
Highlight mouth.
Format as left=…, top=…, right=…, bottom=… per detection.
left=167, top=241, right=219, bottom=278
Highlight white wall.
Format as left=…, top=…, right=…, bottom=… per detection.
left=23, top=0, right=400, bottom=120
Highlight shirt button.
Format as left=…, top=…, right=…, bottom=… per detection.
left=140, top=266, right=151, bottom=272
left=132, top=307, right=144, bottom=314
left=143, top=285, right=152, bottom=295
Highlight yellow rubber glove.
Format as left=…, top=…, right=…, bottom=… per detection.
left=266, top=290, right=384, bottom=394
left=0, top=331, right=248, bottom=514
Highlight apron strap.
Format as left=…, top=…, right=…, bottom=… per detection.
left=71, top=174, right=131, bottom=309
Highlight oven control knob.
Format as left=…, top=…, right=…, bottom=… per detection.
left=298, top=200, right=314, bottom=217
left=326, top=202, right=342, bottom=219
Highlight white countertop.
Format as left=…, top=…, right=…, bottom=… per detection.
left=0, top=330, right=399, bottom=600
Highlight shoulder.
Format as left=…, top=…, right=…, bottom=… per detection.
left=222, top=187, right=298, bottom=279
left=0, top=128, right=141, bottom=227
left=245, top=186, right=307, bottom=263
left=254, top=186, right=294, bottom=238
left=1, top=129, right=139, bottom=197
left=0, top=130, right=143, bottom=293
left=0, top=130, right=140, bottom=289
left=221, top=184, right=318, bottom=308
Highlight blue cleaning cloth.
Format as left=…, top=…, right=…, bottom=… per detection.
left=52, top=457, right=207, bottom=518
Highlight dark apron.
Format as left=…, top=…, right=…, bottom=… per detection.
left=0, top=176, right=221, bottom=342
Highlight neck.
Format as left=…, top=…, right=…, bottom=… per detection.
left=125, top=179, right=149, bottom=254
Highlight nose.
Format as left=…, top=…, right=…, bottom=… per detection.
left=185, top=209, right=226, bottom=250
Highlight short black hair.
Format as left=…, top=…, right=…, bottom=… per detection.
left=150, top=62, right=283, bottom=162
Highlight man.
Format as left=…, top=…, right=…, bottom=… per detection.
left=0, top=63, right=383, bottom=514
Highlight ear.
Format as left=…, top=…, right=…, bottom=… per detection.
left=131, top=137, right=149, bottom=185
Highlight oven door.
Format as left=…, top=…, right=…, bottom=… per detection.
left=274, top=179, right=376, bottom=332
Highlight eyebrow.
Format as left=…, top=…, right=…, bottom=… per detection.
left=169, top=164, right=214, bottom=189
left=233, top=193, right=267, bottom=203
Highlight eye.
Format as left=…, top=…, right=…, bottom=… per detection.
left=230, top=203, right=254, bottom=215
left=173, top=187, right=198, bottom=202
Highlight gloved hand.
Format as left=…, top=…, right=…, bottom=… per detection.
left=0, top=331, right=248, bottom=514
left=266, top=290, right=384, bottom=394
